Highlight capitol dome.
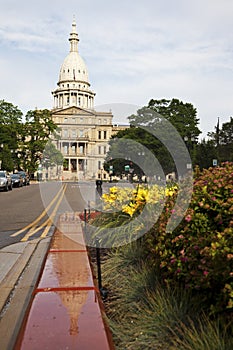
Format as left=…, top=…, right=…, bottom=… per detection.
left=52, top=19, right=95, bottom=110
left=59, top=51, right=89, bottom=84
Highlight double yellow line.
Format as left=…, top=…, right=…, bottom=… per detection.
left=11, top=184, right=67, bottom=242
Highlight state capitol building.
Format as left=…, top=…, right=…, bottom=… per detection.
left=50, top=19, right=126, bottom=181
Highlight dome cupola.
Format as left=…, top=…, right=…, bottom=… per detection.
left=52, top=18, right=95, bottom=110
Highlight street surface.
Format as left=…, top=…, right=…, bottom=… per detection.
left=0, top=181, right=97, bottom=249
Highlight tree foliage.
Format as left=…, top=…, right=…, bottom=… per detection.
left=198, top=116, right=233, bottom=168
left=22, top=109, right=58, bottom=175
left=105, top=99, right=201, bottom=176
left=0, top=101, right=58, bottom=175
left=0, top=100, right=23, bottom=171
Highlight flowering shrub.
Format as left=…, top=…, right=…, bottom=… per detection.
left=90, top=163, right=232, bottom=315
left=146, top=162, right=233, bottom=314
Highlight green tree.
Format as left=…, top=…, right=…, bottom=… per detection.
left=22, top=109, right=58, bottom=176
left=195, top=139, right=217, bottom=169
left=207, top=116, right=233, bottom=164
left=219, top=117, right=233, bottom=162
left=42, top=140, right=64, bottom=168
left=105, top=99, right=201, bottom=177
left=146, top=98, right=201, bottom=140
left=0, top=100, right=23, bottom=171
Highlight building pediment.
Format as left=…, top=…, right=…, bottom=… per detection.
left=52, top=106, right=97, bottom=117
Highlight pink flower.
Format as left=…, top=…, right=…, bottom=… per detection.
left=185, top=214, right=192, bottom=222
left=203, top=270, right=209, bottom=276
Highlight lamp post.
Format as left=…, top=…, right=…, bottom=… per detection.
left=184, top=135, right=196, bottom=169
left=137, top=152, right=145, bottom=183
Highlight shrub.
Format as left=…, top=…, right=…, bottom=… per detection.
left=146, top=162, right=233, bottom=315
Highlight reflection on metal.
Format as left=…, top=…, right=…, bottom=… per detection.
left=15, top=214, right=114, bottom=349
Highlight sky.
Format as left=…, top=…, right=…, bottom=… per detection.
left=0, top=0, right=233, bottom=138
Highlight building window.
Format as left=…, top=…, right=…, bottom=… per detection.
left=98, top=161, right=101, bottom=170
left=80, top=130, right=84, bottom=137
left=64, top=117, right=68, bottom=123
left=80, top=117, right=83, bottom=123
left=63, top=129, right=68, bottom=138
left=72, top=130, right=76, bottom=138
left=103, top=131, right=107, bottom=139
left=98, top=146, right=101, bottom=154
left=98, top=130, right=101, bottom=139
left=103, top=146, right=107, bottom=154
left=63, top=145, right=68, bottom=154
left=71, top=145, right=76, bottom=155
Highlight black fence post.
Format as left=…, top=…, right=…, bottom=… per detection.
left=95, top=237, right=108, bottom=300
left=96, top=237, right=102, bottom=290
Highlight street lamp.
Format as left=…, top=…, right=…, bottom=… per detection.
left=137, top=152, right=145, bottom=183
left=184, top=135, right=196, bottom=170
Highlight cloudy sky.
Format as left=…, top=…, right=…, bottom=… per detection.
left=0, top=0, right=233, bottom=137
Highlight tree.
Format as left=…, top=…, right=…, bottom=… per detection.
left=22, top=109, right=58, bottom=176
left=147, top=98, right=201, bottom=140
left=195, top=139, right=217, bottom=169
left=0, top=100, right=23, bottom=171
left=218, top=117, right=233, bottom=162
left=207, top=116, right=233, bottom=164
left=105, top=99, right=201, bottom=177
left=42, top=140, right=63, bottom=168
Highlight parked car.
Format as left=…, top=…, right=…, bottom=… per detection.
left=11, top=173, right=24, bottom=187
left=17, top=171, right=30, bottom=186
left=0, top=170, right=13, bottom=191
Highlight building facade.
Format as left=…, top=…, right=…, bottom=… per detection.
left=51, top=19, right=126, bottom=180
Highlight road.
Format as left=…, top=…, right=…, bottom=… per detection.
left=0, top=181, right=97, bottom=249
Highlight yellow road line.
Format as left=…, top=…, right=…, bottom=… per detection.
left=21, top=184, right=67, bottom=242
left=11, top=184, right=66, bottom=238
left=40, top=188, right=67, bottom=238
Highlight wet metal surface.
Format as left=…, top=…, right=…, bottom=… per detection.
left=15, top=214, right=112, bottom=349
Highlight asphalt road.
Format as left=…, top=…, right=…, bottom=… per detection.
left=0, top=181, right=95, bottom=249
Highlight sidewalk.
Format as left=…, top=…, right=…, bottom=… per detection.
left=13, top=213, right=114, bottom=349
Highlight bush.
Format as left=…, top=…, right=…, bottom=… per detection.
left=101, top=243, right=233, bottom=349
left=146, top=162, right=233, bottom=315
